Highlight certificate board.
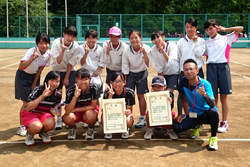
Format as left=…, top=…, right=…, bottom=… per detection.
left=102, top=98, right=127, bottom=134
left=146, top=91, right=172, bottom=126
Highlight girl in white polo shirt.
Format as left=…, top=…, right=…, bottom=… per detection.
left=51, top=25, right=80, bottom=129
left=78, top=29, right=104, bottom=128
left=15, top=33, right=51, bottom=137
left=103, top=26, right=129, bottom=86
left=204, top=19, right=243, bottom=133
left=177, top=18, right=205, bottom=117
left=150, top=30, right=179, bottom=112
left=122, top=30, right=152, bottom=128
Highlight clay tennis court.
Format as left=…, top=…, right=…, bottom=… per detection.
left=0, top=48, right=250, bottom=166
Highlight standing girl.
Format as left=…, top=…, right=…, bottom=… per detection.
left=122, top=30, right=152, bottom=128
left=204, top=19, right=243, bottom=133
left=103, top=26, right=129, bottom=85
left=150, top=30, right=179, bottom=111
left=15, top=33, right=51, bottom=136
left=21, top=71, right=61, bottom=146
left=51, top=25, right=80, bottom=129
left=177, top=18, right=206, bottom=137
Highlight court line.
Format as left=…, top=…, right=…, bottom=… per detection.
left=0, top=55, right=23, bottom=61
left=231, top=61, right=250, bottom=68
left=0, top=62, right=19, bottom=69
left=231, top=72, right=250, bottom=79
left=1, top=138, right=250, bottom=144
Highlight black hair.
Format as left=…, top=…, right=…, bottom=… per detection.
left=75, top=68, right=90, bottom=79
left=185, top=18, right=198, bottom=27
left=85, top=29, right=98, bottom=39
left=151, top=30, right=165, bottom=41
left=36, top=33, right=50, bottom=45
left=63, top=25, right=77, bottom=37
left=43, top=70, right=60, bottom=88
left=110, top=72, right=125, bottom=82
left=183, top=58, right=198, bottom=67
left=204, top=19, right=218, bottom=29
left=128, top=30, right=141, bottom=39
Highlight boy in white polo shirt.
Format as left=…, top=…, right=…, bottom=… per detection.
left=103, top=26, right=129, bottom=86
left=51, top=25, right=80, bottom=129
left=204, top=19, right=243, bottom=133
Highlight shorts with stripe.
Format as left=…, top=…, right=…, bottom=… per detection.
left=126, top=70, right=149, bottom=94
left=206, top=63, right=232, bottom=95
left=163, top=74, right=179, bottom=90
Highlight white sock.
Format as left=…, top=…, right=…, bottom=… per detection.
left=140, top=115, right=145, bottom=119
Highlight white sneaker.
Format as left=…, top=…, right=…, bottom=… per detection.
left=39, top=131, right=51, bottom=144
left=25, top=133, right=34, bottom=146
left=68, top=126, right=77, bottom=140
left=83, top=121, right=100, bottom=128
left=121, top=130, right=130, bottom=139
left=94, top=121, right=100, bottom=127
left=135, top=117, right=146, bottom=128
left=83, top=123, right=88, bottom=128
left=144, top=128, right=154, bottom=140
left=166, top=129, right=178, bottom=140
left=104, top=133, right=112, bottom=140
left=217, top=121, right=229, bottom=133
left=55, top=117, right=63, bottom=130
left=17, top=125, right=27, bottom=136
left=85, top=128, right=94, bottom=140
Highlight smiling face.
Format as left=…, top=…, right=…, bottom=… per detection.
left=37, top=39, right=50, bottom=55
left=109, top=35, right=121, bottom=45
left=47, top=77, right=60, bottom=91
left=205, top=25, right=218, bottom=39
left=110, top=75, right=126, bottom=93
left=152, top=35, right=165, bottom=47
left=63, top=33, right=76, bottom=46
left=185, top=22, right=198, bottom=39
left=85, top=35, right=98, bottom=49
left=183, top=62, right=199, bottom=81
left=129, top=32, right=141, bottom=48
left=75, top=77, right=90, bottom=92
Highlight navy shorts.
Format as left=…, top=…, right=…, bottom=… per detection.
left=126, top=70, right=149, bottom=94
left=163, top=74, right=179, bottom=90
left=207, top=63, right=232, bottom=95
left=58, top=71, right=76, bottom=90
left=15, top=69, right=40, bottom=101
left=105, top=67, right=121, bottom=86
left=179, top=67, right=204, bottom=85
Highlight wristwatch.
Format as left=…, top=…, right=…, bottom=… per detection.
left=203, top=92, right=207, bottom=97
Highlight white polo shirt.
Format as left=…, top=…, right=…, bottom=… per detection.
left=204, top=32, right=238, bottom=64
left=177, top=35, right=205, bottom=71
left=151, top=41, right=179, bottom=75
left=78, top=44, right=104, bottom=76
left=51, top=38, right=80, bottom=72
left=21, top=47, right=51, bottom=74
left=102, top=40, right=129, bottom=71
left=122, top=44, right=152, bottom=74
